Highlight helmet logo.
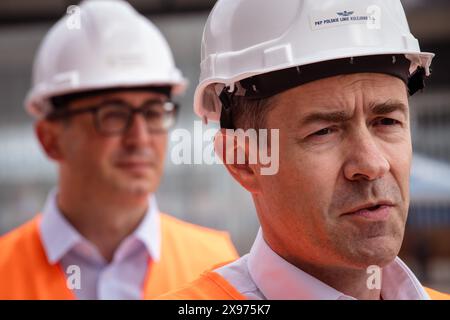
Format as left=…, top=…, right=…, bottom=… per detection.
left=336, top=10, right=354, bottom=17
left=310, top=7, right=379, bottom=30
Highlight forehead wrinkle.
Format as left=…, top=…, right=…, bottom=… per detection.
left=341, top=73, right=398, bottom=89
left=273, top=73, right=407, bottom=128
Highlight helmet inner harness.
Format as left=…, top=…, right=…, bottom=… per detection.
left=219, top=54, right=427, bottom=129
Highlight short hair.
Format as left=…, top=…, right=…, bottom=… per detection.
left=227, top=96, right=275, bottom=130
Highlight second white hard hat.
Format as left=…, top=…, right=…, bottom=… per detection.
left=26, top=0, right=187, bottom=119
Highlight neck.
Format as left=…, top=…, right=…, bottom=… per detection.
left=264, top=231, right=382, bottom=300
left=295, top=261, right=382, bottom=300
left=57, top=181, right=149, bottom=263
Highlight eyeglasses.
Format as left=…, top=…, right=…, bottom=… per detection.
left=47, top=99, right=179, bottom=135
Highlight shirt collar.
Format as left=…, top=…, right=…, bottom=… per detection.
left=133, top=194, right=161, bottom=262
left=39, top=188, right=161, bottom=264
left=247, top=228, right=430, bottom=300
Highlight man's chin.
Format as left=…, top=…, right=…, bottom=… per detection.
left=108, top=175, right=156, bottom=195
left=113, top=165, right=159, bottom=186
left=345, top=238, right=401, bottom=268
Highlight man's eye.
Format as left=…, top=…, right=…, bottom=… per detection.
left=104, top=111, right=127, bottom=119
left=312, top=128, right=334, bottom=136
left=144, top=109, right=163, bottom=119
left=374, top=118, right=400, bottom=126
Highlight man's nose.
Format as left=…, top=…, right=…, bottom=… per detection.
left=343, top=130, right=390, bottom=181
left=122, top=113, right=151, bottom=147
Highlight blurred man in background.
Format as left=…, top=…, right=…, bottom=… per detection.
left=160, top=0, right=449, bottom=300
left=0, top=0, right=237, bottom=299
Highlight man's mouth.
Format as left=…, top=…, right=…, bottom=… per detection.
left=115, top=159, right=154, bottom=174
left=342, top=202, right=394, bottom=221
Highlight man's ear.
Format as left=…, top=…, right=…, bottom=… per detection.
left=214, top=129, right=261, bottom=194
left=35, top=120, right=64, bottom=161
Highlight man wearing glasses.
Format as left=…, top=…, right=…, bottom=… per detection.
left=0, top=0, right=237, bottom=299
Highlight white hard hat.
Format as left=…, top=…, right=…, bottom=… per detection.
left=195, top=0, right=435, bottom=124
left=26, top=0, right=187, bottom=118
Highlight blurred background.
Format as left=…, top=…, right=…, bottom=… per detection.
left=0, top=0, right=449, bottom=292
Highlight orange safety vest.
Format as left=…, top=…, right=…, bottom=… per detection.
left=0, top=213, right=238, bottom=299
left=158, top=266, right=450, bottom=300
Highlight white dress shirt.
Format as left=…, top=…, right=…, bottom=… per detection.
left=215, top=228, right=430, bottom=300
left=39, top=189, right=161, bottom=300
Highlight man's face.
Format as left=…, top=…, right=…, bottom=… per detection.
left=51, top=90, right=169, bottom=198
left=255, top=73, right=411, bottom=270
